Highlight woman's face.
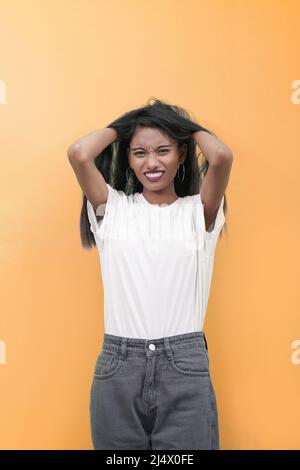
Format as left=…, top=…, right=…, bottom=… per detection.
left=127, top=126, right=186, bottom=192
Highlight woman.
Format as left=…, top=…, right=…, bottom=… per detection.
left=67, top=97, right=233, bottom=450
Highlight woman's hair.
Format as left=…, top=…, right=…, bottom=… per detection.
left=80, top=97, right=228, bottom=249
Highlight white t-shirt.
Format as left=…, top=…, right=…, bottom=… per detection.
left=86, top=183, right=225, bottom=340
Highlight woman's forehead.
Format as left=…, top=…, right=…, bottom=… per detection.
left=131, top=127, right=173, bottom=147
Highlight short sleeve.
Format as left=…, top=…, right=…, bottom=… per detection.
left=191, top=193, right=226, bottom=257
left=202, top=194, right=225, bottom=235
left=202, top=195, right=225, bottom=257
left=86, top=183, right=124, bottom=236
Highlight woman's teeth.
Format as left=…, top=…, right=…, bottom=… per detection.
left=144, top=171, right=164, bottom=182
left=145, top=172, right=164, bottom=177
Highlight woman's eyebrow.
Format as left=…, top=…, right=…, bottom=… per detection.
left=131, top=144, right=172, bottom=150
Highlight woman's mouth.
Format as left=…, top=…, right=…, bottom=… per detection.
left=144, top=171, right=165, bottom=183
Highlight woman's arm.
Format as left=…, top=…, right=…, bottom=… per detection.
left=67, top=127, right=118, bottom=162
left=193, top=130, right=233, bottom=165
left=67, top=127, right=118, bottom=208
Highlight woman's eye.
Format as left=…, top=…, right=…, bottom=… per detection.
left=134, top=149, right=169, bottom=156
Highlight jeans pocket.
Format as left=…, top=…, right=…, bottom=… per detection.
left=93, top=350, right=123, bottom=379
left=170, top=347, right=210, bottom=377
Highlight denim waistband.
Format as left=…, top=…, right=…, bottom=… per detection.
left=101, top=331, right=208, bottom=359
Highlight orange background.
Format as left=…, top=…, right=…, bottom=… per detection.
left=1, top=0, right=300, bottom=449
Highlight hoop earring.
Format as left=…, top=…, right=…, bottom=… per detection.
left=126, top=167, right=139, bottom=187
left=177, top=162, right=185, bottom=182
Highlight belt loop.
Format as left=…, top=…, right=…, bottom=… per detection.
left=120, top=337, right=127, bottom=359
left=163, top=337, right=173, bottom=361
left=203, top=332, right=208, bottom=352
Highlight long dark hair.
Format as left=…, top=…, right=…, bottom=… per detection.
left=80, top=97, right=228, bottom=249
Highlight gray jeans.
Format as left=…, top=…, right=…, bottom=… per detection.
left=89, top=331, right=219, bottom=450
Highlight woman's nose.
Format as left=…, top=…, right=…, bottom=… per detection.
left=145, top=149, right=159, bottom=159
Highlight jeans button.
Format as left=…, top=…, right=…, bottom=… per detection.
left=149, top=343, right=155, bottom=351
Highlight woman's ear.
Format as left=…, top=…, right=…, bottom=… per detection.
left=179, top=143, right=187, bottom=163
left=127, top=147, right=134, bottom=167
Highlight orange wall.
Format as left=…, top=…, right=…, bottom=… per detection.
left=1, top=0, right=300, bottom=449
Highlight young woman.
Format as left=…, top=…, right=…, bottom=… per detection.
left=67, top=98, right=233, bottom=450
